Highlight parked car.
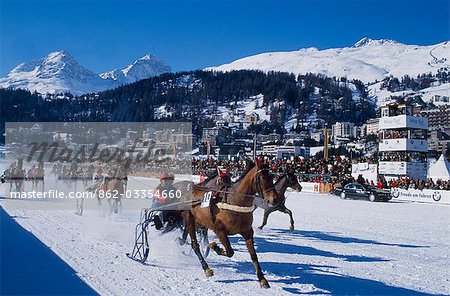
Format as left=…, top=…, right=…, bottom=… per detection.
left=332, top=183, right=392, bottom=202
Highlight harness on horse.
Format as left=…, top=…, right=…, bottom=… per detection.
left=197, top=167, right=275, bottom=221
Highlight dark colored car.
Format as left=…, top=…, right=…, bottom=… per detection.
left=333, top=182, right=392, bottom=202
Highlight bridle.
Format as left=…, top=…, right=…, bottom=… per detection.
left=254, top=167, right=277, bottom=203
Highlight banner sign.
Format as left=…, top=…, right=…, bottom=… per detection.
left=379, top=115, right=428, bottom=130
left=300, top=182, right=320, bottom=193
left=379, top=161, right=427, bottom=179
left=352, top=163, right=377, bottom=183
left=379, top=139, right=428, bottom=152
left=391, top=188, right=450, bottom=205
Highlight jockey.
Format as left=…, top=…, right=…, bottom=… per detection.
left=152, top=172, right=178, bottom=231
left=86, top=167, right=105, bottom=192
left=93, top=167, right=104, bottom=182
left=27, top=164, right=36, bottom=180
left=216, top=165, right=232, bottom=189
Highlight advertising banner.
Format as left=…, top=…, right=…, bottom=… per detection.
left=391, top=188, right=450, bottom=205
left=352, top=163, right=377, bottom=183
left=379, top=139, right=428, bottom=152
left=379, top=115, right=428, bottom=130
left=300, top=182, right=320, bottom=193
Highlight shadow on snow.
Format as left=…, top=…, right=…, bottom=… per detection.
left=218, top=229, right=436, bottom=295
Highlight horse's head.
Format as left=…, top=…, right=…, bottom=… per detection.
left=253, top=161, right=279, bottom=205
left=286, top=171, right=302, bottom=192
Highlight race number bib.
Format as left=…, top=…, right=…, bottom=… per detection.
left=201, top=191, right=213, bottom=208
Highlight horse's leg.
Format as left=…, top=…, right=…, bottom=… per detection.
left=209, top=223, right=234, bottom=257
left=107, top=198, right=114, bottom=214
left=113, top=197, right=120, bottom=214
left=258, top=209, right=272, bottom=230
left=178, top=226, right=189, bottom=246
left=183, top=212, right=213, bottom=277
left=280, top=204, right=295, bottom=231
left=241, top=228, right=270, bottom=288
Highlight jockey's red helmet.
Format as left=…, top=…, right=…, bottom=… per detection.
left=217, top=166, right=229, bottom=177
left=160, top=172, right=175, bottom=181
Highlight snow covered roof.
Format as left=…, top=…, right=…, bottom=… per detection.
left=428, top=154, right=450, bottom=181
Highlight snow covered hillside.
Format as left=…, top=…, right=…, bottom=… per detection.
left=207, top=38, right=450, bottom=84
left=1, top=170, right=448, bottom=295
left=0, top=51, right=171, bottom=95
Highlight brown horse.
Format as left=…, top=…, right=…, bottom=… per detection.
left=173, top=171, right=233, bottom=251
left=179, top=160, right=279, bottom=288
left=95, top=168, right=126, bottom=214
left=29, top=161, right=45, bottom=191
left=101, top=168, right=126, bottom=214
left=255, top=172, right=302, bottom=231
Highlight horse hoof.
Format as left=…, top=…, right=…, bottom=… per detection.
left=289, top=226, right=294, bottom=231
left=205, top=268, right=214, bottom=277
left=208, top=242, right=217, bottom=249
left=258, top=226, right=263, bottom=230
left=260, top=279, right=270, bottom=288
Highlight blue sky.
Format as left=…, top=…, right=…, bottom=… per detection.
left=1, top=0, right=448, bottom=76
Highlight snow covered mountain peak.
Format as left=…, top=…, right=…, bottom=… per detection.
left=0, top=50, right=112, bottom=95
left=45, top=50, right=71, bottom=60
left=0, top=51, right=171, bottom=95
left=137, top=54, right=157, bottom=61
left=208, top=39, right=450, bottom=83
left=100, top=54, right=171, bottom=85
left=353, top=37, right=402, bottom=48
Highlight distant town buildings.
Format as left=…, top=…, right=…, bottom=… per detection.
left=420, top=106, right=450, bottom=131
left=362, top=118, right=379, bottom=137
left=260, top=145, right=310, bottom=159
left=428, top=129, right=450, bottom=156
left=331, top=122, right=356, bottom=142
left=431, top=94, right=449, bottom=105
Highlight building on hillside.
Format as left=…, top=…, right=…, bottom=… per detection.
left=362, top=118, right=379, bottom=137
left=257, top=133, right=282, bottom=143
left=431, top=95, right=449, bottom=105
left=245, top=112, right=259, bottom=124
left=428, top=130, right=450, bottom=156
left=202, top=127, right=219, bottom=146
left=310, top=131, right=324, bottom=143
left=332, top=122, right=355, bottom=142
left=261, top=145, right=310, bottom=159
left=420, top=106, right=450, bottom=130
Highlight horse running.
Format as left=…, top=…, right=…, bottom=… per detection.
left=255, top=172, right=302, bottom=231
left=97, top=168, right=126, bottom=214
left=4, top=158, right=25, bottom=192
left=28, top=161, right=45, bottom=191
left=78, top=167, right=126, bottom=215
left=179, top=160, right=279, bottom=288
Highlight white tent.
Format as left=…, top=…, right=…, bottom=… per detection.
left=428, top=154, right=450, bottom=181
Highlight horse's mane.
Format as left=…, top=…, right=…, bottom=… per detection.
left=274, top=174, right=287, bottom=186
left=196, top=172, right=218, bottom=186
